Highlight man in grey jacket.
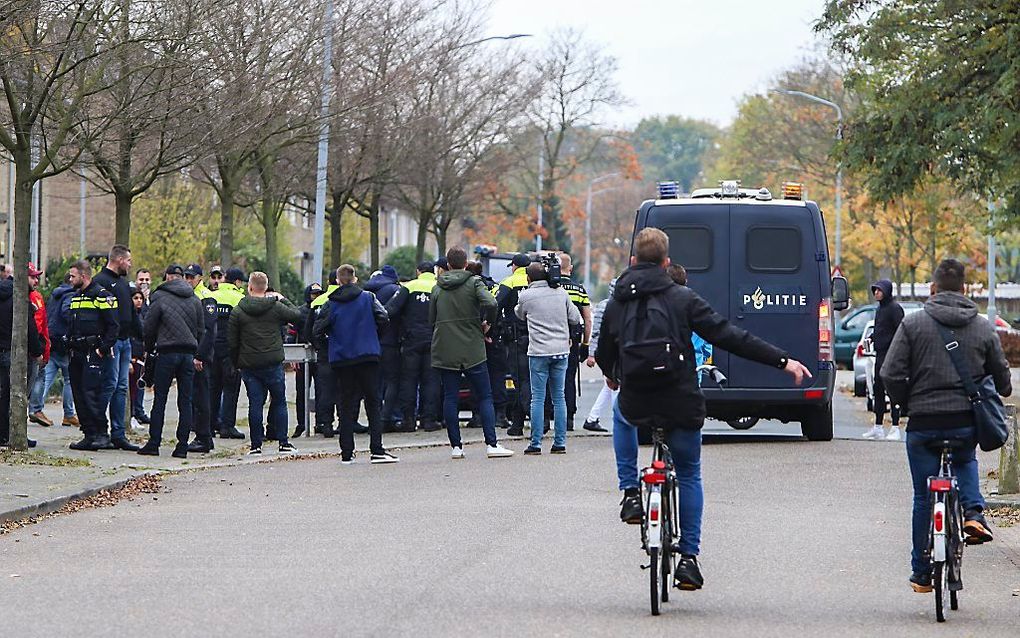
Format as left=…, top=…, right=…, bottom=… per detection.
left=881, top=258, right=1011, bottom=593
left=515, top=261, right=581, bottom=454
left=138, top=264, right=205, bottom=458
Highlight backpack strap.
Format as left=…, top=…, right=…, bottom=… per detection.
left=929, top=314, right=982, bottom=403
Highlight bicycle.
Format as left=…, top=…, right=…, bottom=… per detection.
left=925, top=438, right=966, bottom=623
left=639, top=364, right=726, bottom=616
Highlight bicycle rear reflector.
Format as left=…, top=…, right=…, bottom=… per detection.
left=929, top=478, right=953, bottom=492
left=642, top=471, right=666, bottom=485
left=934, top=510, right=944, bottom=533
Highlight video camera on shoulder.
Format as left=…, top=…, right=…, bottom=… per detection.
left=540, top=252, right=561, bottom=289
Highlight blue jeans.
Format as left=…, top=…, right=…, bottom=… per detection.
left=241, top=364, right=288, bottom=449
left=440, top=363, right=497, bottom=448
left=100, top=339, right=131, bottom=439
left=905, top=426, right=983, bottom=574
left=529, top=355, right=567, bottom=448
left=29, top=350, right=75, bottom=417
left=613, top=401, right=704, bottom=556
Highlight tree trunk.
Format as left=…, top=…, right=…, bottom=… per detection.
left=330, top=191, right=344, bottom=270
left=415, top=211, right=430, bottom=263
left=263, top=201, right=280, bottom=290
left=9, top=152, right=34, bottom=451
left=435, top=223, right=448, bottom=255
left=115, top=187, right=132, bottom=246
left=368, top=191, right=381, bottom=270
left=219, top=183, right=235, bottom=267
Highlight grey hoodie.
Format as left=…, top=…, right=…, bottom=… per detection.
left=515, top=280, right=581, bottom=357
left=881, top=291, right=1011, bottom=430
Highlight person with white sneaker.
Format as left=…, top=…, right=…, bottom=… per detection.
left=429, top=247, right=513, bottom=460
left=863, top=279, right=905, bottom=441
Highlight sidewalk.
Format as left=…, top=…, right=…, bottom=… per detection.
left=2, top=377, right=609, bottom=525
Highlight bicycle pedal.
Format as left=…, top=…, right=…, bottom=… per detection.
left=640, top=563, right=651, bottom=571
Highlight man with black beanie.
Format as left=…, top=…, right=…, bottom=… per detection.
left=862, top=279, right=905, bottom=441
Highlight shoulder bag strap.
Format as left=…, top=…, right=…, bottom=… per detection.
left=929, top=315, right=981, bottom=402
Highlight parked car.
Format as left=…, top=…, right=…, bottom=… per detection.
left=835, top=301, right=923, bottom=367
left=852, top=321, right=874, bottom=399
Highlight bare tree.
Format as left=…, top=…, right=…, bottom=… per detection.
left=1, top=1, right=135, bottom=450
left=76, top=0, right=211, bottom=245
left=192, top=0, right=320, bottom=268
left=495, top=29, right=625, bottom=254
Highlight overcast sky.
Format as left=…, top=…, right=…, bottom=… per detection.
left=487, top=0, right=830, bottom=128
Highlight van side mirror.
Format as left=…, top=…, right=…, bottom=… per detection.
left=831, top=276, right=850, bottom=312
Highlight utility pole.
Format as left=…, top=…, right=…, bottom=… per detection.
left=535, top=152, right=543, bottom=252
left=584, top=172, right=620, bottom=292
left=79, top=169, right=86, bottom=258
left=310, top=0, right=334, bottom=286
left=988, top=197, right=997, bottom=324
left=773, top=89, right=844, bottom=269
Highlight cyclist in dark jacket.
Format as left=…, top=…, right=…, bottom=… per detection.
left=881, top=259, right=1011, bottom=592
left=864, top=278, right=906, bottom=440
left=596, top=228, right=809, bottom=591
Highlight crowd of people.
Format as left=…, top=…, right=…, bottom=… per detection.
left=0, top=243, right=604, bottom=462
left=2, top=234, right=1006, bottom=595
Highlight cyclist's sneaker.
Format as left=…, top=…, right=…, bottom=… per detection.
left=674, top=555, right=704, bottom=591
left=619, top=488, right=643, bottom=524
left=963, top=509, right=994, bottom=544
left=885, top=426, right=901, bottom=441
left=909, top=572, right=933, bottom=593
left=862, top=425, right=884, bottom=439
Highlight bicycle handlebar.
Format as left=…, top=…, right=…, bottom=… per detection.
left=696, top=364, right=727, bottom=387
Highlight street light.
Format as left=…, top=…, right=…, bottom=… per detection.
left=309, top=28, right=532, bottom=284
left=772, top=88, right=844, bottom=272
left=584, top=172, right=620, bottom=292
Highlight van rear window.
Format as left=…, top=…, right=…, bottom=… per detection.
left=747, top=227, right=801, bottom=272
left=664, top=226, right=711, bottom=271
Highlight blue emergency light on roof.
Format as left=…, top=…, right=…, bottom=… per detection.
left=657, top=181, right=680, bottom=199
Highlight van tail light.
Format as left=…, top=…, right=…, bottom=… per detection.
left=818, top=299, right=833, bottom=361
left=856, top=344, right=864, bottom=358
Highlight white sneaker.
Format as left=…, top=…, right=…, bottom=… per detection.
left=862, top=425, right=884, bottom=439
left=486, top=444, right=514, bottom=458
left=451, top=447, right=465, bottom=460
left=885, top=426, right=902, bottom=441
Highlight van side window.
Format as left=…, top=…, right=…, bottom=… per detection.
left=664, top=226, right=711, bottom=271
left=747, top=226, right=801, bottom=272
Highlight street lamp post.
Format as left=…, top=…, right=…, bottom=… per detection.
left=773, top=89, right=844, bottom=270
left=584, top=172, right=620, bottom=292
left=309, top=31, right=531, bottom=284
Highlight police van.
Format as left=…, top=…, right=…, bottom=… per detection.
left=630, top=180, right=850, bottom=440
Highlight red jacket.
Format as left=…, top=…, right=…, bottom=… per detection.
left=30, top=289, right=50, bottom=362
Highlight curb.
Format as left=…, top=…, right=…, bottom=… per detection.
left=1, top=431, right=612, bottom=526
left=0, top=471, right=158, bottom=526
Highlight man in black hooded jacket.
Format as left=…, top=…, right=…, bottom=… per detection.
left=596, top=228, right=811, bottom=592
left=864, top=278, right=905, bottom=440
left=0, top=277, right=44, bottom=448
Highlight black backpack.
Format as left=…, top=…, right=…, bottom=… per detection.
left=618, top=292, right=684, bottom=388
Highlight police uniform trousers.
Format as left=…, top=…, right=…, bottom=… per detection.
left=69, top=349, right=110, bottom=438
left=399, top=342, right=440, bottom=425
left=191, top=363, right=213, bottom=442
left=210, top=355, right=241, bottom=433
left=506, top=335, right=531, bottom=427
left=485, top=339, right=508, bottom=413
left=313, top=350, right=339, bottom=429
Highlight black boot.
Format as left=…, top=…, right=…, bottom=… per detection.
left=171, top=444, right=188, bottom=459
left=187, top=439, right=213, bottom=453
left=220, top=427, right=245, bottom=440
left=112, top=438, right=141, bottom=452
left=292, top=424, right=306, bottom=438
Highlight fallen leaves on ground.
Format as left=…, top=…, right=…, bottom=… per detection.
left=0, top=449, right=92, bottom=468
left=987, top=506, right=1020, bottom=528
left=0, top=475, right=163, bottom=536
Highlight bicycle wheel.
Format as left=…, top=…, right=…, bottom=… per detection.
left=660, top=483, right=672, bottom=603
left=934, top=562, right=947, bottom=622
left=650, top=546, right=661, bottom=616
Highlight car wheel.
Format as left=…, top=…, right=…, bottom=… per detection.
left=801, top=404, right=834, bottom=441
left=726, top=417, right=759, bottom=430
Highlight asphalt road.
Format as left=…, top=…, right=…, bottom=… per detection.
left=2, top=431, right=1019, bottom=636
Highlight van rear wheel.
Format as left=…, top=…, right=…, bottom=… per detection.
left=801, top=404, right=833, bottom=441
left=726, top=417, right=759, bottom=430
